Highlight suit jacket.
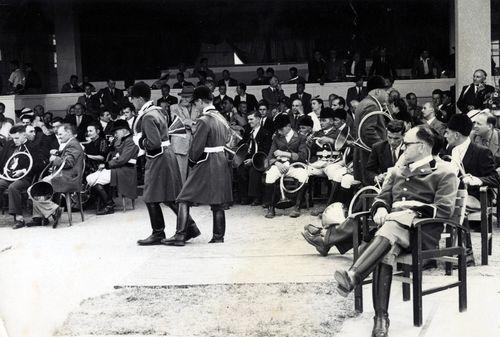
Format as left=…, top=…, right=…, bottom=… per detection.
left=369, top=56, right=396, bottom=79
left=157, top=95, right=178, bottom=106
left=51, top=137, right=85, bottom=193
left=260, top=115, right=275, bottom=134
left=234, top=93, right=258, bottom=112
left=471, top=129, right=500, bottom=166
left=267, top=130, right=308, bottom=165
left=170, top=103, right=200, bottom=156
left=106, top=133, right=139, bottom=199
left=309, top=127, right=338, bottom=162
left=428, top=118, right=446, bottom=137
left=290, top=92, right=312, bottom=113
left=346, top=86, right=368, bottom=108
left=98, top=87, right=124, bottom=117
left=99, top=120, right=114, bottom=135
left=65, top=114, right=95, bottom=141
left=244, top=127, right=272, bottom=157
left=262, top=87, right=287, bottom=110
left=217, top=78, right=238, bottom=87
left=213, top=95, right=233, bottom=112
left=366, top=140, right=403, bottom=183
left=345, top=59, right=367, bottom=77
left=456, top=83, right=495, bottom=113
left=77, top=94, right=100, bottom=118
left=0, top=140, right=44, bottom=180
left=411, top=57, right=440, bottom=79
left=326, top=59, right=346, bottom=82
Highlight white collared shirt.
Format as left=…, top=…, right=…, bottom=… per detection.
left=100, top=120, right=108, bottom=130
left=202, top=104, right=216, bottom=114
left=252, top=126, right=261, bottom=139
left=426, top=117, right=436, bottom=125
left=285, top=129, right=294, bottom=143
left=451, top=137, right=471, bottom=164
left=59, top=137, right=76, bottom=151
left=409, top=155, right=433, bottom=172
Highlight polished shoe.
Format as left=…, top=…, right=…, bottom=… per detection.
left=289, top=207, right=301, bottom=218
left=310, top=207, right=325, bottom=217
left=52, top=207, right=63, bottom=228
left=161, top=235, right=186, bottom=246
left=334, top=269, right=354, bottom=297
left=265, top=208, right=275, bottom=218
left=372, top=314, right=390, bottom=337
left=26, top=218, right=49, bottom=227
left=137, top=233, right=165, bottom=246
left=12, top=220, right=25, bottom=230
left=96, top=205, right=115, bottom=215
left=208, top=237, right=224, bottom=243
left=301, top=231, right=330, bottom=256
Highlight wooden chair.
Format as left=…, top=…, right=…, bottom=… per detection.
left=352, top=189, right=469, bottom=327
left=121, top=196, right=135, bottom=212
left=58, top=159, right=86, bottom=226
left=467, top=186, right=493, bottom=265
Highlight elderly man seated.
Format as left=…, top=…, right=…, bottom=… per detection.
left=85, top=120, right=139, bottom=215
left=264, top=113, right=308, bottom=218
left=470, top=110, right=500, bottom=169
left=29, top=123, right=84, bottom=227
left=334, top=125, right=458, bottom=337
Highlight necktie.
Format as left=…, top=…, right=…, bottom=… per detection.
left=77, top=116, right=82, bottom=127
left=392, top=148, right=398, bottom=163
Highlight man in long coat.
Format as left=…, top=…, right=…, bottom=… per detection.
left=164, top=86, right=232, bottom=246
left=130, top=82, right=200, bottom=246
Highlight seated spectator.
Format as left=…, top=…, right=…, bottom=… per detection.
left=0, top=125, right=44, bottom=228
left=470, top=110, right=500, bottom=166
left=85, top=120, right=139, bottom=215
left=289, top=99, right=306, bottom=131
left=366, top=120, right=405, bottom=185
left=331, top=96, right=353, bottom=131
left=369, top=48, right=396, bottom=80
left=308, top=50, right=327, bottom=83
left=346, top=77, right=367, bottom=110
left=172, top=72, right=194, bottom=89
left=390, top=98, right=412, bottom=129
left=440, top=90, right=456, bottom=121
left=192, top=57, right=216, bottom=80
left=29, top=124, right=84, bottom=227
left=23, top=63, right=41, bottom=94
left=213, top=83, right=233, bottom=112
left=250, top=67, right=268, bottom=85
left=236, top=112, right=272, bottom=205
left=80, top=75, right=95, bottom=92
left=444, top=114, right=500, bottom=265
left=285, top=67, right=306, bottom=84
left=217, top=69, right=238, bottom=87
left=98, top=79, right=124, bottom=119
left=257, top=101, right=275, bottom=134
left=290, top=81, right=312, bottom=113
left=82, top=122, right=109, bottom=176
left=421, top=102, right=446, bottom=137
left=196, top=71, right=207, bottom=86
left=457, top=69, right=495, bottom=113
left=405, top=92, right=422, bottom=125
left=326, top=49, right=346, bottom=82
left=297, top=115, right=314, bottom=138
left=61, top=74, right=83, bottom=93
left=8, top=60, right=25, bottom=94
left=308, top=97, right=323, bottom=133
left=77, top=83, right=100, bottom=119
left=43, top=112, right=53, bottom=125
left=120, top=104, right=137, bottom=130
left=345, top=52, right=366, bottom=78
left=261, top=76, right=287, bottom=111
left=334, top=125, right=458, bottom=337
left=412, top=49, right=440, bottom=79
left=263, top=114, right=308, bottom=219
left=230, top=100, right=248, bottom=129
left=221, top=98, right=236, bottom=124
left=277, top=97, right=291, bottom=115
left=265, top=67, right=275, bottom=81
left=328, top=93, right=339, bottom=108
left=99, top=110, right=114, bottom=135
left=65, top=103, right=94, bottom=141
left=234, top=83, right=258, bottom=112
left=157, top=84, right=178, bottom=107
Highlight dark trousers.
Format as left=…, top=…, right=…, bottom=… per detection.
left=0, top=178, right=31, bottom=216
left=236, top=164, right=264, bottom=200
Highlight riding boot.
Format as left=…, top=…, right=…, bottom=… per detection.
left=209, top=207, right=225, bottom=243
left=137, top=203, right=165, bottom=245
left=372, top=263, right=392, bottom=337
left=162, top=202, right=189, bottom=246
left=94, top=184, right=114, bottom=215
left=334, top=236, right=392, bottom=297
left=265, top=184, right=276, bottom=218
left=289, top=186, right=306, bottom=218
left=166, top=202, right=200, bottom=241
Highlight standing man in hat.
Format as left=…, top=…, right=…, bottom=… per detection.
left=352, top=76, right=391, bottom=185
left=130, top=82, right=200, bottom=246
left=170, top=86, right=200, bottom=183
left=164, top=86, right=233, bottom=246
left=263, top=113, right=308, bottom=218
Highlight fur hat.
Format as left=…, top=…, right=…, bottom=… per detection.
left=191, top=86, right=213, bottom=103
left=130, top=81, right=151, bottom=100
left=110, top=119, right=131, bottom=132
left=319, top=107, right=335, bottom=119
left=447, top=114, right=473, bottom=136
left=274, top=113, right=291, bottom=129
left=298, top=115, right=314, bottom=128
left=332, top=109, right=347, bottom=120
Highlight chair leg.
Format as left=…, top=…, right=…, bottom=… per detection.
left=411, top=230, right=423, bottom=327
left=122, top=196, right=126, bottom=212
left=132, top=199, right=135, bottom=210
left=402, top=264, right=411, bottom=301
left=65, top=193, right=72, bottom=226
left=458, top=249, right=467, bottom=312
left=79, top=193, right=84, bottom=222
left=481, top=210, right=488, bottom=265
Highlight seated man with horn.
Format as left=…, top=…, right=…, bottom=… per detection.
left=85, top=119, right=139, bottom=215
left=264, top=113, right=308, bottom=218
left=236, top=111, right=272, bottom=205
left=29, top=123, right=84, bottom=227
left=0, top=124, right=43, bottom=229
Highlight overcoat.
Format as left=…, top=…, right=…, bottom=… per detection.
left=176, top=106, right=233, bottom=205
left=106, top=133, right=139, bottom=199
left=51, top=137, right=85, bottom=193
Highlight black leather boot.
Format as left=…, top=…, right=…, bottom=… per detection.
left=289, top=186, right=306, bottom=218
left=372, top=263, right=392, bottom=337
left=166, top=203, right=200, bottom=241
left=209, top=207, right=225, bottom=243
left=137, top=203, right=165, bottom=245
left=334, top=236, right=392, bottom=297
left=162, top=202, right=189, bottom=246
left=265, top=184, right=276, bottom=218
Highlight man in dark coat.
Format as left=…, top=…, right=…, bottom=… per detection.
left=261, top=76, right=287, bottom=111
left=346, top=77, right=368, bottom=109
left=98, top=79, right=124, bottom=118
left=456, top=69, right=496, bottom=113
left=166, top=86, right=232, bottom=246
left=234, top=83, right=258, bottom=112
left=130, top=82, right=200, bottom=246
left=77, top=83, right=100, bottom=119
left=334, top=125, right=458, bottom=337
left=156, top=84, right=178, bottom=107
left=289, top=81, right=312, bottom=114
left=65, top=103, right=94, bottom=141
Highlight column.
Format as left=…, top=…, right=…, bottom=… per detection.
left=53, top=0, right=82, bottom=92
left=455, top=0, right=492, bottom=100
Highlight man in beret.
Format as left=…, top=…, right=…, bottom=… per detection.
left=352, top=75, right=391, bottom=185
left=263, top=113, right=308, bottom=218
left=167, top=86, right=233, bottom=245
left=444, top=114, right=500, bottom=265
left=130, top=82, right=200, bottom=246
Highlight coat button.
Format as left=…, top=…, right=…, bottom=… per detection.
left=405, top=178, right=410, bottom=181
left=403, top=188, right=407, bottom=191
left=402, top=197, right=406, bottom=201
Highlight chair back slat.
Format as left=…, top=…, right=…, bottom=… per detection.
left=450, top=189, right=467, bottom=225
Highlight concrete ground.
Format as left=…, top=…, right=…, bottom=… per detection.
left=0, top=200, right=499, bottom=337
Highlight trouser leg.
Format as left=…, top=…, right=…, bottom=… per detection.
left=8, top=178, right=30, bottom=216
left=165, top=202, right=200, bottom=241
left=209, top=204, right=225, bottom=243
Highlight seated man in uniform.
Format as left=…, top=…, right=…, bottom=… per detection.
left=29, top=123, right=84, bottom=227
left=236, top=112, right=272, bottom=205
left=263, top=113, right=308, bottom=218
left=334, top=125, right=458, bottom=337
left=85, top=120, right=139, bottom=215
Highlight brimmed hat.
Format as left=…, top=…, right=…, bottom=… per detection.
left=367, top=76, right=390, bottom=92
left=110, top=119, right=131, bottom=132
left=319, top=107, right=335, bottom=119
left=190, top=86, right=213, bottom=103
left=298, top=115, right=314, bottom=128
left=447, top=114, right=473, bottom=136
left=332, top=109, right=347, bottom=120
left=274, top=113, right=291, bottom=129
left=179, top=85, right=195, bottom=97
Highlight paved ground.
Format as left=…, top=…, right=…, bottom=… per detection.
left=0, top=199, right=499, bottom=337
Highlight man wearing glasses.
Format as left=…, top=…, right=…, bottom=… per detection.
left=334, top=125, right=458, bottom=337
